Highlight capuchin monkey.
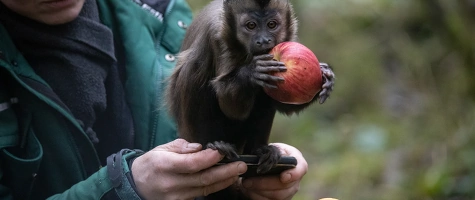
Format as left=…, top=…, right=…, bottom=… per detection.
left=166, top=0, right=334, bottom=198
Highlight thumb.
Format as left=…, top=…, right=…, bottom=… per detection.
left=155, top=138, right=203, bottom=154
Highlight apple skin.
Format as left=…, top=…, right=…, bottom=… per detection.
left=264, top=42, right=323, bottom=104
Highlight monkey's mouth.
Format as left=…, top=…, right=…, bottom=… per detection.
left=253, top=48, right=273, bottom=56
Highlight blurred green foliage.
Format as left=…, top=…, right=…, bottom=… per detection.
left=186, top=0, right=475, bottom=199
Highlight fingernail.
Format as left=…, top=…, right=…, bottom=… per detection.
left=187, top=143, right=202, bottom=149
left=243, top=179, right=253, bottom=188
left=237, top=162, right=247, bottom=175
left=281, top=173, right=292, bottom=183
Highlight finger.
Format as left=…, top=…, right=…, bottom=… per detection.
left=253, top=73, right=285, bottom=83
left=139, top=162, right=245, bottom=198
left=319, top=95, right=328, bottom=104
left=269, top=143, right=293, bottom=156
left=252, top=79, right=278, bottom=89
left=269, top=143, right=308, bottom=183
left=239, top=178, right=298, bottom=200
left=319, top=88, right=328, bottom=96
left=322, top=69, right=335, bottom=79
left=188, top=176, right=240, bottom=198
left=255, top=60, right=286, bottom=67
left=253, top=54, right=274, bottom=61
left=185, top=161, right=247, bottom=187
left=155, top=138, right=203, bottom=154
left=255, top=66, right=287, bottom=73
left=324, top=71, right=335, bottom=79
left=244, top=185, right=298, bottom=200
left=242, top=176, right=292, bottom=191
left=206, top=141, right=239, bottom=159
left=322, top=79, right=333, bottom=89
left=156, top=148, right=225, bottom=173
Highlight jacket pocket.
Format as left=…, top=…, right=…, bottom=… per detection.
left=1, top=110, right=43, bottom=200
left=0, top=98, right=19, bottom=148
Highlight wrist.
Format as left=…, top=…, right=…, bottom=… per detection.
left=107, top=149, right=145, bottom=200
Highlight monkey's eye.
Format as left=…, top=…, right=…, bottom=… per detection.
left=246, top=22, right=257, bottom=30
left=267, top=21, right=278, bottom=29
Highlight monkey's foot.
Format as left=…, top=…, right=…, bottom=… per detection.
left=318, top=62, right=335, bottom=104
left=206, top=141, right=239, bottom=159
left=255, top=145, right=281, bottom=174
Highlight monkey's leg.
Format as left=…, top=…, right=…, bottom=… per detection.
left=206, top=141, right=239, bottom=159
left=241, top=95, right=281, bottom=174
left=317, top=62, right=335, bottom=104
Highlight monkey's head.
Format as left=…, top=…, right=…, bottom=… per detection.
left=223, top=0, right=298, bottom=56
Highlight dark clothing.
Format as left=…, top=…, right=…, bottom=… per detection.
left=0, top=0, right=192, bottom=199
left=0, top=0, right=135, bottom=162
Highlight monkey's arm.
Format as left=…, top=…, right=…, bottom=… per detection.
left=212, top=54, right=287, bottom=120
left=273, top=62, right=335, bottom=115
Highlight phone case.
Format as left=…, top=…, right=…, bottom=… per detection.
left=215, top=155, right=297, bottom=177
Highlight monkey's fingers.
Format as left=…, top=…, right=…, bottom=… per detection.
left=255, top=60, right=286, bottom=67
left=253, top=54, right=275, bottom=61
left=320, top=62, right=335, bottom=80
left=318, top=62, right=335, bottom=104
left=255, top=66, right=287, bottom=73
left=252, top=73, right=284, bottom=89
left=206, top=141, right=239, bottom=159
left=318, top=92, right=329, bottom=104
left=253, top=73, right=285, bottom=82
left=318, top=76, right=332, bottom=104
left=320, top=62, right=331, bottom=69
left=253, top=79, right=278, bottom=89
left=255, top=145, right=281, bottom=174
left=322, top=79, right=334, bottom=89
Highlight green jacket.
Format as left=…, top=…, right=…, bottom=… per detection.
left=0, top=0, right=192, bottom=199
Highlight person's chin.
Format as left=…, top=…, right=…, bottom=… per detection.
left=38, top=0, right=84, bottom=25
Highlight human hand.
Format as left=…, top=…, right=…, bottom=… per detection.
left=131, top=139, right=248, bottom=200
left=239, top=143, right=308, bottom=200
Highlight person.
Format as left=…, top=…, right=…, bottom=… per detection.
left=0, top=0, right=308, bottom=199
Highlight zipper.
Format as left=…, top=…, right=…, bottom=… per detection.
left=129, top=0, right=165, bottom=22
left=149, top=0, right=177, bottom=149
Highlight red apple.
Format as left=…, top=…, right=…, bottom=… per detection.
left=264, top=42, right=322, bottom=104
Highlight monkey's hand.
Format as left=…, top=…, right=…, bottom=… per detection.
left=250, top=54, right=287, bottom=89
left=254, top=145, right=282, bottom=174
left=318, top=62, right=335, bottom=104
left=207, top=141, right=239, bottom=159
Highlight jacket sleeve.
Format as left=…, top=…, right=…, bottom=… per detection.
left=48, top=0, right=192, bottom=199
left=46, top=149, right=144, bottom=200
left=0, top=79, right=18, bottom=200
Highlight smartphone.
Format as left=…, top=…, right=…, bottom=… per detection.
left=215, top=155, right=297, bottom=177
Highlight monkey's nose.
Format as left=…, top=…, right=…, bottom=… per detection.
left=256, top=38, right=272, bottom=46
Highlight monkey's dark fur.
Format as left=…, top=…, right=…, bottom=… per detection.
left=166, top=0, right=334, bottom=199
